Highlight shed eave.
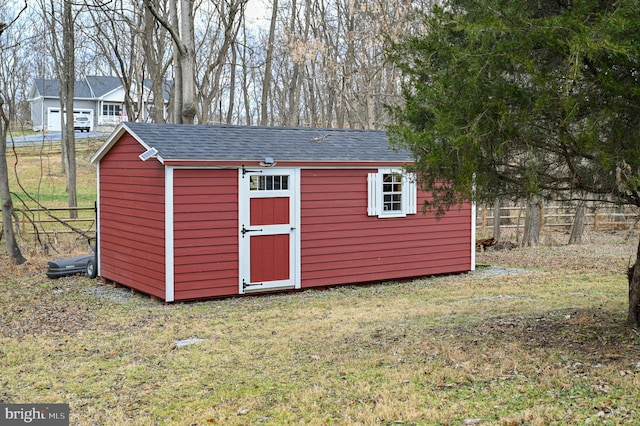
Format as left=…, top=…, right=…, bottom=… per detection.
left=162, top=159, right=414, bottom=168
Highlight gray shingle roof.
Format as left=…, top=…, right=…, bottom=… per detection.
left=121, top=122, right=413, bottom=163
left=32, top=76, right=172, bottom=100
left=34, top=77, right=110, bottom=98
left=84, top=76, right=122, bottom=97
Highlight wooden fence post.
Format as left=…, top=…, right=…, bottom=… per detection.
left=481, top=205, right=487, bottom=234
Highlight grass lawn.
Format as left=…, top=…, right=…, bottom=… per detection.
left=1, top=235, right=639, bottom=425
left=6, top=137, right=101, bottom=208
left=1, top=139, right=640, bottom=424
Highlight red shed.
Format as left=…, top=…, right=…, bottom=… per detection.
left=90, top=123, right=475, bottom=302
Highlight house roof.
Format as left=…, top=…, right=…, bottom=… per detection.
left=30, top=76, right=171, bottom=100
left=32, top=77, right=106, bottom=99
left=84, top=76, right=122, bottom=98
left=91, top=122, right=414, bottom=165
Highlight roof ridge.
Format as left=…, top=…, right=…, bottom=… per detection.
left=126, top=121, right=385, bottom=133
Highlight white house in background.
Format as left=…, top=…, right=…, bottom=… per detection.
left=28, top=75, right=171, bottom=132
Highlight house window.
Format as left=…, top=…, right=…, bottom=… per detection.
left=102, top=103, right=122, bottom=116
left=250, top=175, right=289, bottom=191
left=367, top=169, right=417, bottom=218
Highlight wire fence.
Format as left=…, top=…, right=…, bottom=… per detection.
left=2, top=206, right=96, bottom=251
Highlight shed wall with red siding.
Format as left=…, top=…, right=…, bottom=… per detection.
left=158, top=166, right=470, bottom=299
left=299, top=169, right=471, bottom=288
left=98, top=134, right=166, bottom=298
left=172, top=168, right=238, bottom=300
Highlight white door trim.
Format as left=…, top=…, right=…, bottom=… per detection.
left=238, top=168, right=301, bottom=294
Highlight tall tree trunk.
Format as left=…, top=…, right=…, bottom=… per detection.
left=0, top=98, right=26, bottom=265
left=179, top=0, right=196, bottom=124
left=168, top=0, right=182, bottom=123
left=143, top=1, right=167, bottom=123
left=62, top=0, right=77, bottom=218
left=144, top=0, right=196, bottom=124
left=260, top=0, right=277, bottom=126
left=522, top=196, right=541, bottom=247
left=226, top=41, right=237, bottom=124
left=627, top=236, right=640, bottom=327
left=568, top=200, right=586, bottom=245
left=240, top=39, right=252, bottom=126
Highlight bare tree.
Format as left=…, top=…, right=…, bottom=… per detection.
left=61, top=0, right=77, bottom=217
left=0, top=0, right=28, bottom=264
left=144, top=0, right=196, bottom=124
left=38, top=0, right=79, bottom=217
left=84, top=2, right=142, bottom=122
left=260, top=0, right=278, bottom=126
left=143, top=0, right=171, bottom=123
left=195, top=0, right=246, bottom=124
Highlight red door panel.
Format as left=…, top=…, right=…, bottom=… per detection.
left=250, top=197, right=290, bottom=226
left=250, top=234, right=290, bottom=282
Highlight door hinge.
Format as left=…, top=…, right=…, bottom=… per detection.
left=241, top=224, right=262, bottom=237
left=242, top=279, right=262, bottom=289
left=242, top=166, right=263, bottom=176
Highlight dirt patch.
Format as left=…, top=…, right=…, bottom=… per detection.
left=0, top=300, right=95, bottom=339
left=477, top=308, right=640, bottom=365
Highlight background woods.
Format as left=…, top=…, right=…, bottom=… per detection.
left=1, top=0, right=435, bottom=130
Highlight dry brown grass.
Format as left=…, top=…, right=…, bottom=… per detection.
left=1, top=230, right=639, bottom=425
left=2, top=142, right=640, bottom=424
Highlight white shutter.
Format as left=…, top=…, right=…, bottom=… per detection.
left=367, top=173, right=379, bottom=216
left=405, top=173, right=417, bottom=215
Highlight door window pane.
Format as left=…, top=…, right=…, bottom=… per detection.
left=250, top=175, right=289, bottom=191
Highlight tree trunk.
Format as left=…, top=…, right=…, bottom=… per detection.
left=62, top=0, right=77, bottom=219
left=568, top=200, right=586, bottom=245
left=627, top=236, right=640, bottom=327
left=178, top=0, right=196, bottom=124
left=226, top=41, right=237, bottom=124
left=144, top=2, right=167, bottom=123
left=522, top=196, right=541, bottom=247
left=260, top=0, right=278, bottom=126
left=168, top=0, right=182, bottom=123
left=0, top=99, right=26, bottom=265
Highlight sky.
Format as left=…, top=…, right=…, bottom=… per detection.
left=244, top=0, right=270, bottom=29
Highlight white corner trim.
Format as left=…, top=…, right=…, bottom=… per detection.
left=293, top=168, right=302, bottom=289
left=471, top=200, right=476, bottom=271
left=165, top=167, right=175, bottom=302
left=95, top=163, right=101, bottom=277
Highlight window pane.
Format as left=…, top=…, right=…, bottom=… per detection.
left=382, top=173, right=402, bottom=212
left=249, top=175, right=290, bottom=191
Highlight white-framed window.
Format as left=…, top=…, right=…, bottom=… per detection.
left=102, top=103, right=122, bottom=116
left=250, top=174, right=289, bottom=191
left=367, top=168, right=417, bottom=218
